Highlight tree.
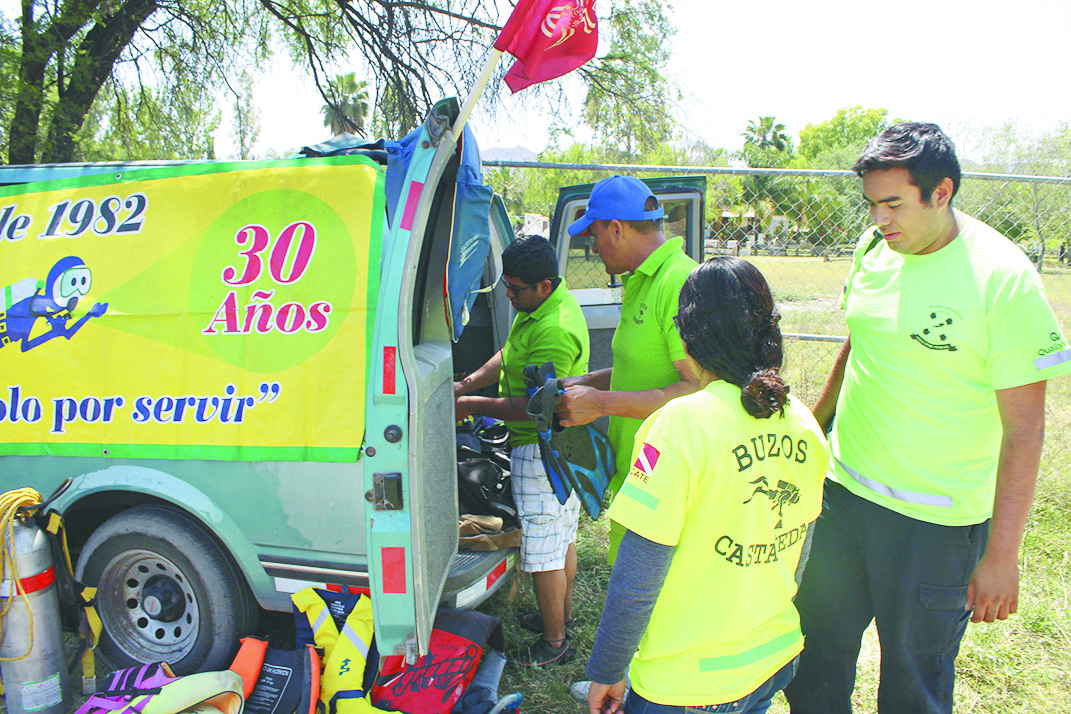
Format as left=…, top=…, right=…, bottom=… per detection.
left=967, top=122, right=1071, bottom=268
left=265, top=0, right=679, bottom=140
left=798, top=106, right=891, bottom=167
left=75, top=80, right=220, bottom=161
left=743, top=116, right=790, bottom=153
left=0, top=15, right=17, bottom=162
left=5, top=0, right=265, bottom=164
left=580, top=0, right=678, bottom=158
left=4, top=0, right=676, bottom=163
left=231, top=71, right=261, bottom=159
left=738, top=116, right=798, bottom=240
left=790, top=107, right=893, bottom=250
left=321, top=73, right=369, bottom=136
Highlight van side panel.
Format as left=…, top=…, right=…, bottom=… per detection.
left=1, top=456, right=367, bottom=611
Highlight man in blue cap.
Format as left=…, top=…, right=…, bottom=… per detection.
left=558, top=175, right=702, bottom=563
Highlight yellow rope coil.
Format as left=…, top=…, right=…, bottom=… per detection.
left=1, top=487, right=43, bottom=662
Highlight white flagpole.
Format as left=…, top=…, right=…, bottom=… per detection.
left=451, top=48, right=505, bottom=140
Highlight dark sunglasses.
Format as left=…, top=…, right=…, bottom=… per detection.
left=502, top=279, right=541, bottom=294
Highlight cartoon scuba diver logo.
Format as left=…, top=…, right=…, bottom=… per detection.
left=743, top=475, right=800, bottom=529
left=632, top=301, right=647, bottom=325
left=911, top=307, right=960, bottom=352
left=0, top=256, right=108, bottom=352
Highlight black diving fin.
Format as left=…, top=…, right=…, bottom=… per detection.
left=525, top=362, right=573, bottom=505
left=524, top=361, right=614, bottom=519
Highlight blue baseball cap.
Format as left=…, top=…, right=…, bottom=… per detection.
left=567, top=175, right=665, bottom=236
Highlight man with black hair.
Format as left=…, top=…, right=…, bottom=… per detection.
left=557, top=175, right=703, bottom=565
left=785, top=122, right=1071, bottom=713
left=454, top=235, right=588, bottom=666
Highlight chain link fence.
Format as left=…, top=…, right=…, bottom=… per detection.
left=485, top=161, right=1071, bottom=483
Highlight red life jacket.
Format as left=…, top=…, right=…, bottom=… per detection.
left=370, top=609, right=504, bottom=714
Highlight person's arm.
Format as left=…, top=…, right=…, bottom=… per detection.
left=454, top=393, right=529, bottom=423
left=587, top=530, right=674, bottom=714
left=455, top=350, right=523, bottom=422
left=454, top=350, right=503, bottom=397
left=966, top=380, right=1047, bottom=623
left=559, top=358, right=702, bottom=427
left=811, top=335, right=850, bottom=432
left=562, top=368, right=612, bottom=391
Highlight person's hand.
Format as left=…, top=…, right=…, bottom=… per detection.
left=455, top=396, right=474, bottom=423
left=588, top=679, right=626, bottom=714
left=560, top=374, right=585, bottom=389
left=454, top=380, right=466, bottom=397
left=966, top=551, right=1019, bottom=623
left=557, top=385, right=602, bottom=427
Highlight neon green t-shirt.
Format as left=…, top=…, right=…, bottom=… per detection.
left=609, top=380, right=829, bottom=705
left=608, top=237, right=697, bottom=492
left=832, top=211, right=1071, bottom=525
left=499, top=280, right=589, bottom=446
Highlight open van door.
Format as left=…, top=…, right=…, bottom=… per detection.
left=365, top=99, right=514, bottom=659
left=549, top=176, right=706, bottom=370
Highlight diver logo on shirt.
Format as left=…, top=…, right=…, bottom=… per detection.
left=631, top=302, right=647, bottom=325
left=911, top=307, right=961, bottom=352
left=629, top=442, right=660, bottom=483
left=742, top=476, right=799, bottom=529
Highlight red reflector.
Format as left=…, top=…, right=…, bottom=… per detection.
left=0, top=565, right=55, bottom=598
left=486, top=558, right=507, bottom=589
left=325, top=584, right=372, bottom=596
left=381, top=547, right=407, bottom=594
left=383, top=346, right=397, bottom=395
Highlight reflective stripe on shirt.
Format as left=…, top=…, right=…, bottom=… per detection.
left=836, top=458, right=954, bottom=508
left=698, top=628, right=801, bottom=672
left=1035, top=348, right=1071, bottom=370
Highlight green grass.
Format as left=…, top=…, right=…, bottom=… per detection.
left=486, top=254, right=1071, bottom=713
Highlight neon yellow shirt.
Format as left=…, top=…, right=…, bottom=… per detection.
left=608, top=237, right=696, bottom=491
left=610, top=380, right=829, bottom=705
left=500, top=280, right=589, bottom=446
left=832, top=211, right=1071, bottom=524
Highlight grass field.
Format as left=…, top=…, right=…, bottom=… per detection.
left=488, top=254, right=1071, bottom=713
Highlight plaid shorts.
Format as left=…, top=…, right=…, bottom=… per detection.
left=511, top=443, right=580, bottom=573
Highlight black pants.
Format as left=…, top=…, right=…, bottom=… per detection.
left=784, top=480, right=989, bottom=714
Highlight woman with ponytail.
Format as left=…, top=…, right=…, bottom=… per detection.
left=586, top=257, right=830, bottom=714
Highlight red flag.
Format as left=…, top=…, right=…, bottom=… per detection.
left=493, top=0, right=598, bottom=93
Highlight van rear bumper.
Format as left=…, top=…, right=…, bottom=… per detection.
left=259, top=547, right=516, bottom=611
left=443, top=548, right=516, bottom=609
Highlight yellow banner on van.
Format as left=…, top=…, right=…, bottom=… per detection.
left=0, top=156, right=385, bottom=462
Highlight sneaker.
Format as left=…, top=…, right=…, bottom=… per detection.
left=517, top=612, right=578, bottom=635
left=512, top=635, right=576, bottom=667
left=569, top=680, right=591, bottom=703
left=570, top=680, right=630, bottom=705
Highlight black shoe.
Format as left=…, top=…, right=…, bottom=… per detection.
left=516, top=612, right=578, bottom=633
left=512, top=635, right=576, bottom=667
left=517, top=612, right=578, bottom=635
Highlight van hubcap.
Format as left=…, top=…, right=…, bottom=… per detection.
left=99, top=549, right=200, bottom=661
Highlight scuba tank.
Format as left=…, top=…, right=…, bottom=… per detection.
left=1, top=505, right=72, bottom=714
left=2, top=278, right=42, bottom=311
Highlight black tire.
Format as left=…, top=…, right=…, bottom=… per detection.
left=76, top=504, right=257, bottom=673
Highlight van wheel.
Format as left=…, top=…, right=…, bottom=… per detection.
left=76, top=504, right=256, bottom=673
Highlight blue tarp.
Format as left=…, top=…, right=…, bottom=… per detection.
left=299, top=122, right=493, bottom=343
left=446, top=127, right=493, bottom=342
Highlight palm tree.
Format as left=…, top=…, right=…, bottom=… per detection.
left=743, top=116, right=789, bottom=152
left=321, top=73, right=370, bottom=136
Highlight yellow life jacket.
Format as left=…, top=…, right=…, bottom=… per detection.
left=291, top=588, right=383, bottom=714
